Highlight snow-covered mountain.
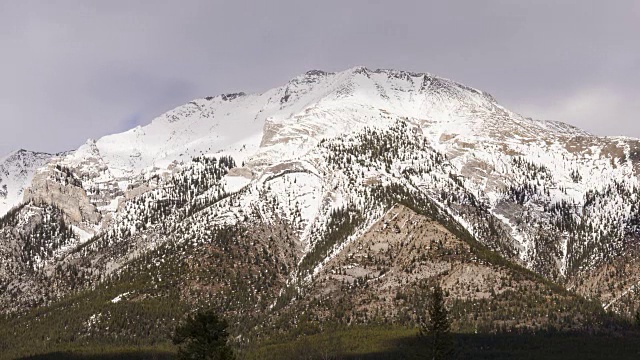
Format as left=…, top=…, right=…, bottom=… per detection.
left=2, top=66, right=640, bottom=327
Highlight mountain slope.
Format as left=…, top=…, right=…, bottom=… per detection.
left=0, top=204, right=617, bottom=359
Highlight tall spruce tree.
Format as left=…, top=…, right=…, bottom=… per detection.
left=420, top=284, right=453, bottom=360
left=172, top=310, right=236, bottom=360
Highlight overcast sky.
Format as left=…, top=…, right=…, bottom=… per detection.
left=1, top=1, right=638, bottom=156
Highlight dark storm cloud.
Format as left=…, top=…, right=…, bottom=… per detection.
left=1, top=0, right=638, bottom=156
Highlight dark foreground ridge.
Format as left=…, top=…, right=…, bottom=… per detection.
left=18, top=330, right=640, bottom=360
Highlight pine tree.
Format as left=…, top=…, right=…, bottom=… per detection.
left=419, top=284, right=453, bottom=360
left=172, top=310, right=236, bottom=360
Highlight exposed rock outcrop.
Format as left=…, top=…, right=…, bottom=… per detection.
left=24, top=166, right=100, bottom=224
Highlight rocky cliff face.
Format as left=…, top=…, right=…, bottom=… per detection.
left=24, top=164, right=101, bottom=224
left=0, top=149, right=58, bottom=216
left=1, top=67, right=640, bottom=346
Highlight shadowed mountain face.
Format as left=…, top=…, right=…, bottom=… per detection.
left=1, top=67, right=640, bottom=357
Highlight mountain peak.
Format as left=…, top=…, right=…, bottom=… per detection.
left=48, top=66, right=583, bottom=181
left=0, top=148, right=56, bottom=216
left=1, top=148, right=53, bottom=163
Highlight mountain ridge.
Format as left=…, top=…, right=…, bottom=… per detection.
left=0, top=66, right=615, bottom=219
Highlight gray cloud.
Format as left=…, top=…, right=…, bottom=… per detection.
left=1, top=0, right=638, bottom=156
